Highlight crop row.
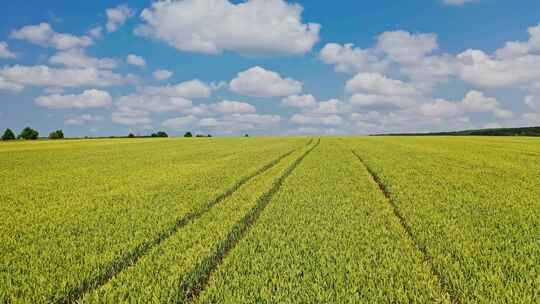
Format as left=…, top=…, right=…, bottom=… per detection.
left=346, top=136, right=540, bottom=303
left=79, top=139, right=319, bottom=303
left=0, top=137, right=307, bottom=303
left=197, top=138, right=451, bottom=303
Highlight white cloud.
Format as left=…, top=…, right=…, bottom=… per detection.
left=35, top=89, right=112, bottom=109
left=106, top=5, right=134, bottom=32
left=112, top=79, right=212, bottom=129
left=116, top=95, right=192, bottom=114
left=0, top=65, right=130, bottom=88
left=419, top=91, right=513, bottom=119
left=162, top=115, right=197, bottom=130
left=457, top=49, right=540, bottom=88
left=282, top=94, right=317, bottom=109
left=320, top=31, right=456, bottom=91
left=376, top=31, right=438, bottom=64
left=88, top=26, right=103, bottom=39
left=64, top=114, right=104, bottom=125
left=230, top=66, right=302, bottom=97
left=153, top=69, right=173, bottom=81
left=0, top=76, right=24, bottom=92
left=135, top=0, right=320, bottom=56
left=112, top=108, right=151, bottom=126
left=11, top=23, right=92, bottom=50
left=319, top=43, right=389, bottom=74
left=525, top=95, right=540, bottom=111
left=49, top=49, right=117, bottom=69
left=197, top=114, right=281, bottom=133
left=290, top=113, right=343, bottom=126
left=141, top=80, right=211, bottom=99
left=349, top=94, right=416, bottom=109
left=311, top=99, right=344, bottom=114
left=127, top=54, right=146, bottom=67
left=346, top=73, right=420, bottom=97
left=213, top=100, right=256, bottom=114
left=0, top=42, right=16, bottom=59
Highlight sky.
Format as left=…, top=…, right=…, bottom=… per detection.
left=1, top=0, right=540, bottom=137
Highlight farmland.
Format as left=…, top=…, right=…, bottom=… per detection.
left=0, top=136, right=539, bottom=303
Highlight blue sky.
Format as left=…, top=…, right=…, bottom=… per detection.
left=1, top=0, right=540, bottom=137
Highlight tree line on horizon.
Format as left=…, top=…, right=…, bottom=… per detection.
left=2, top=127, right=218, bottom=141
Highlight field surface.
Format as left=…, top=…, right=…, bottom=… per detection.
left=0, top=137, right=538, bottom=303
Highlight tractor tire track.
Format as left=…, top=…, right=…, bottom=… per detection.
left=180, top=139, right=320, bottom=303
left=59, top=140, right=313, bottom=304
left=351, top=150, right=460, bottom=304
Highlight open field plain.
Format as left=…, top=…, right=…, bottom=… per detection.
left=1, top=137, right=539, bottom=303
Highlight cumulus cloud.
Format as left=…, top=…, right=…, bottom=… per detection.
left=525, top=95, right=540, bottom=112
left=419, top=91, right=513, bottom=119
left=162, top=115, right=197, bottom=130
left=319, top=43, right=389, bottom=74
left=64, top=114, right=104, bottom=125
left=106, top=5, right=134, bottom=32
left=11, top=23, right=92, bottom=50
left=282, top=94, right=317, bottom=109
left=112, top=79, right=212, bottom=127
left=457, top=49, right=540, bottom=88
left=196, top=114, right=281, bottom=133
left=35, top=89, right=112, bottom=109
left=127, top=54, right=146, bottom=67
left=0, top=42, right=16, bottom=59
left=49, top=49, right=117, bottom=69
left=135, top=0, right=320, bottom=56
left=153, top=69, right=173, bottom=81
left=230, top=66, right=302, bottom=97
left=140, top=80, right=212, bottom=99
left=376, top=31, right=438, bottom=64
left=112, top=108, right=151, bottom=126
left=320, top=31, right=455, bottom=90
left=349, top=94, right=417, bottom=109
left=213, top=100, right=256, bottom=114
left=311, top=99, right=345, bottom=114
left=88, top=26, right=103, bottom=39
left=0, top=76, right=24, bottom=92
left=0, top=65, right=130, bottom=89
left=290, top=113, right=344, bottom=126
left=346, top=73, right=420, bottom=97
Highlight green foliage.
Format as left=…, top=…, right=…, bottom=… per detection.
left=48, top=130, right=64, bottom=140
left=1, top=128, right=16, bottom=140
left=18, top=127, right=39, bottom=140
left=151, top=131, right=168, bottom=138
left=128, top=133, right=135, bottom=138
left=184, top=132, right=193, bottom=138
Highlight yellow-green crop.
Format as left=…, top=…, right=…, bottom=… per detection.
left=1, top=136, right=538, bottom=303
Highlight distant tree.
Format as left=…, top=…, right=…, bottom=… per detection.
left=195, top=134, right=205, bottom=138
left=128, top=133, right=135, bottom=138
left=2, top=128, right=16, bottom=141
left=151, top=133, right=158, bottom=137
left=48, top=130, right=64, bottom=139
left=244, top=134, right=249, bottom=137
left=184, top=132, right=193, bottom=138
left=207, top=134, right=212, bottom=138
left=156, top=131, right=168, bottom=137
left=18, top=127, right=39, bottom=140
